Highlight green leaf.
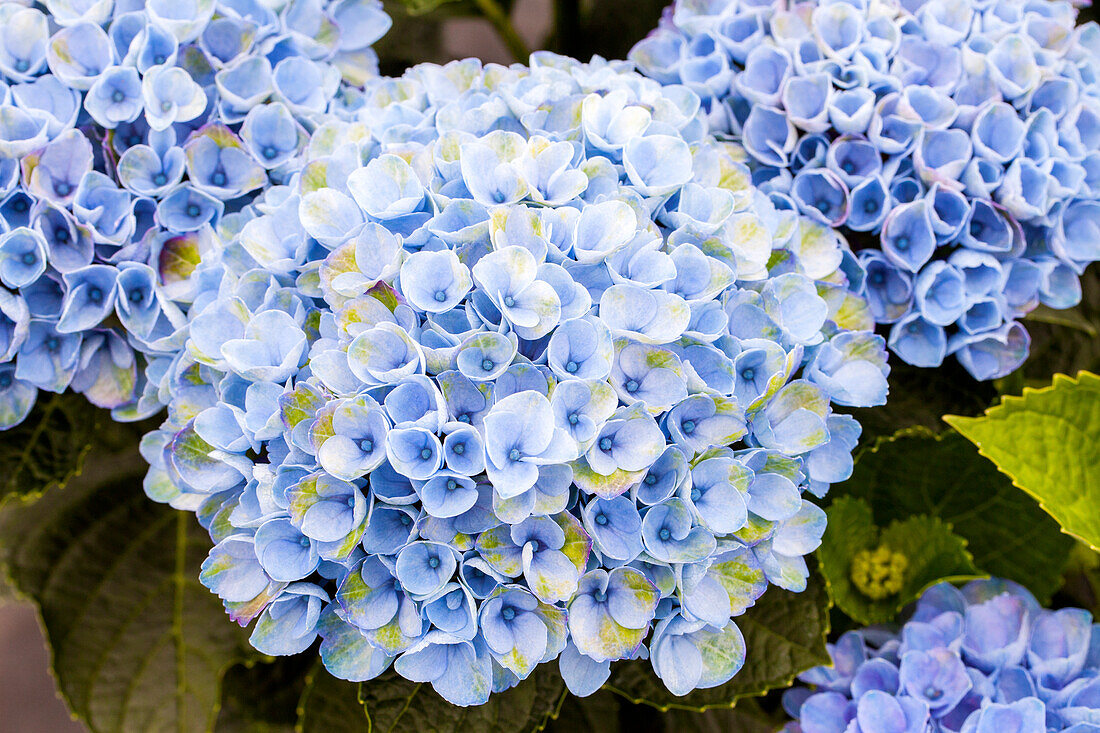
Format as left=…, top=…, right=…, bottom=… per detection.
left=216, top=657, right=313, bottom=733
left=838, top=428, right=1075, bottom=603
left=0, top=455, right=252, bottom=733
left=295, top=668, right=367, bottom=733
left=0, top=392, right=106, bottom=504
left=604, top=569, right=830, bottom=711
left=361, top=665, right=566, bottom=733
left=817, top=497, right=981, bottom=625
left=946, top=371, right=1100, bottom=551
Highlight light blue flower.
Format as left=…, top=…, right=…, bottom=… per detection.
left=220, top=309, right=306, bottom=383
left=623, top=134, right=695, bottom=196
left=610, top=341, right=687, bottom=415
left=460, top=131, right=528, bottom=206
left=665, top=394, right=746, bottom=455
left=0, top=106, right=48, bottom=158
left=57, top=264, right=117, bottom=333
left=792, top=169, right=850, bottom=227
left=568, top=567, right=659, bottom=663
left=117, top=127, right=187, bottom=197
left=742, top=105, right=797, bottom=168
left=46, top=21, right=113, bottom=91
left=348, top=322, right=424, bottom=385
left=250, top=582, right=328, bottom=656
left=317, top=396, right=390, bottom=480
left=12, top=74, right=82, bottom=137
left=484, top=392, right=575, bottom=498
left=25, top=128, right=92, bottom=206
left=584, top=402, right=665, bottom=480
left=254, top=517, right=320, bottom=582
left=472, top=246, right=561, bottom=340
left=949, top=322, right=1030, bottom=381
left=136, top=51, right=880, bottom=700
left=395, top=541, right=458, bottom=598
left=0, top=7, right=49, bottom=81
left=384, top=425, right=443, bottom=481
left=393, top=632, right=493, bottom=707
left=157, top=185, right=224, bottom=232
left=84, top=65, right=143, bottom=128
left=142, top=64, right=208, bottom=131
left=480, top=586, right=566, bottom=678
left=184, top=124, right=267, bottom=199
left=241, top=103, right=303, bottom=169
left=648, top=612, right=745, bottom=696
left=400, top=249, right=471, bottom=314
left=641, top=497, right=715, bottom=563
left=0, top=228, right=48, bottom=289
left=287, top=472, right=367, bottom=544
left=581, top=496, right=644, bottom=562
left=72, top=171, right=133, bottom=244
left=808, top=332, right=889, bottom=408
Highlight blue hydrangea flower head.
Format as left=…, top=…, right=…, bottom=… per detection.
left=0, top=0, right=392, bottom=429
left=783, top=579, right=1100, bottom=733
left=632, top=0, right=1100, bottom=379
left=137, top=52, right=890, bottom=706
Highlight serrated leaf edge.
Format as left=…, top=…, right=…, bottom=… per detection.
left=944, top=370, right=1100, bottom=552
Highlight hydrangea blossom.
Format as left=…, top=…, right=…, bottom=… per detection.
left=782, top=579, right=1100, bottom=733
left=631, top=0, right=1100, bottom=379
left=0, top=0, right=391, bottom=428
left=142, top=53, right=890, bottom=706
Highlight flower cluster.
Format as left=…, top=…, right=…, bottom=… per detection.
left=631, top=0, right=1100, bottom=379
left=782, top=579, right=1100, bottom=733
left=0, top=0, right=391, bottom=428
left=141, top=54, right=889, bottom=705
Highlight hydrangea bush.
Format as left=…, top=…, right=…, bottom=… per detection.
left=783, top=579, right=1100, bottom=733
left=137, top=53, right=893, bottom=705
left=0, top=0, right=391, bottom=429
left=631, top=0, right=1100, bottom=379
left=0, top=1, right=1097, bottom=730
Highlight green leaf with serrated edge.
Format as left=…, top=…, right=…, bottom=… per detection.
left=604, top=569, right=830, bottom=711
left=216, top=657, right=313, bottom=733
left=946, top=371, right=1100, bottom=551
left=0, top=453, right=253, bottom=733
left=842, top=359, right=997, bottom=444
left=818, top=497, right=981, bottom=625
left=0, top=392, right=105, bottom=504
left=295, top=667, right=367, bottom=733
left=360, top=664, right=567, bottom=733
left=838, top=428, right=1075, bottom=603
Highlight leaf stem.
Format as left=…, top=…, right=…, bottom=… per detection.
left=472, top=0, right=531, bottom=63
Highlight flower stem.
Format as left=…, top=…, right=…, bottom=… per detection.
left=472, top=0, right=531, bottom=63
